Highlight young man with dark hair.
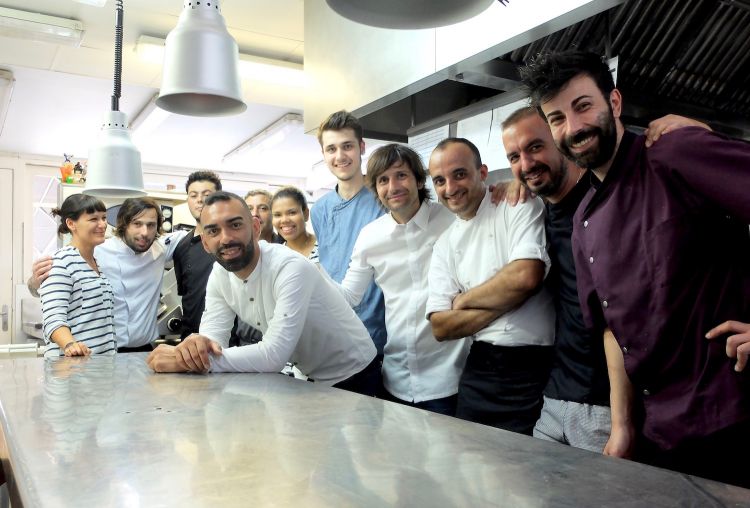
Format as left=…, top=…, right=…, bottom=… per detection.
left=173, top=170, right=222, bottom=338
left=147, top=192, right=379, bottom=395
left=335, top=143, right=468, bottom=415
left=520, top=49, right=750, bottom=488
left=30, top=197, right=187, bottom=352
left=426, top=137, right=555, bottom=434
left=312, top=111, right=387, bottom=360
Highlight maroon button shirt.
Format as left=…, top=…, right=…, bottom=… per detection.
left=572, top=127, right=750, bottom=450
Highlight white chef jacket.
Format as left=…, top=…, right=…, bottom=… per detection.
left=426, top=189, right=555, bottom=347
left=200, top=242, right=376, bottom=385
left=97, top=231, right=186, bottom=348
left=339, top=200, right=470, bottom=403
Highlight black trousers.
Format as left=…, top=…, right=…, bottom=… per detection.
left=456, top=341, right=553, bottom=435
left=636, top=419, right=750, bottom=489
left=332, top=355, right=382, bottom=397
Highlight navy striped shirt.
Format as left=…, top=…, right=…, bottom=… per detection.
left=39, top=246, right=116, bottom=357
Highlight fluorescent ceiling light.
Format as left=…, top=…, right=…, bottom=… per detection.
left=0, top=6, right=84, bottom=47
left=223, top=113, right=303, bottom=162
left=73, top=0, right=108, bottom=6
left=0, top=69, right=15, bottom=138
left=135, top=35, right=306, bottom=88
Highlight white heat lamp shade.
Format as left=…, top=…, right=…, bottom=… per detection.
left=325, top=0, right=495, bottom=29
left=156, top=1, right=246, bottom=117
left=84, top=110, right=146, bottom=198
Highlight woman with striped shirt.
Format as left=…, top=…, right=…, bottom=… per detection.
left=39, top=194, right=116, bottom=357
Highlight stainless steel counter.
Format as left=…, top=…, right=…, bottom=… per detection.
left=0, top=355, right=747, bottom=507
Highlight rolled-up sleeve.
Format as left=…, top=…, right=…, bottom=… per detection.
left=504, top=197, right=551, bottom=275
left=425, top=235, right=459, bottom=319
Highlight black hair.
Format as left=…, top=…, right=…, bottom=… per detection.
left=51, top=194, right=106, bottom=236
left=271, top=186, right=309, bottom=214
left=366, top=143, right=432, bottom=204
left=433, top=137, right=483, bottom=168
left=115, top=197, right=163, bottom=239
left=185, top=170, right=222, bottom=193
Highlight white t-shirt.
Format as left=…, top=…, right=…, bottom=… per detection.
left=339, top=201, right=470, bottom=403
left=200, top=242, right=376, bottom=385
left=96, top=231, right=186, bottom=348
left=426, top=189, right=555, bottom=347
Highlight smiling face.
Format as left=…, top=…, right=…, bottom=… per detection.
left=201, top=198, right=260, bottom=279
left=271, top=196, right=308, bottom=243
left=374, top=160, right=422, bottom=224
left=540, top=74, right=621, bottom=171
left=123, top=208, right=158, bottom=253
left=502, top=113, right=569, bottom=199
left=187, top=180, right=218, bottom=222
left=67, top=211, right=108, bottom=249
left=244, top=193, right=273, bottom=239
left=428, top=142, right=488, bottom=220
left=320, top=128, right=365, bottom=183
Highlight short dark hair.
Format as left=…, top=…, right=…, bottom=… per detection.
left=317, top=110, right=364, bottom=146
left=433, top=138, right=483, bottom=168
left=501, top=106, right=544, bottom=131
left=185, top=170, right=222, bottom=193
left=519, top=50, right=615, bottom=111
left=271, top=186, right=309, bottom=214
left=366, top=143, right=431, bottom=204
left=115, top=197, right=163, bottom=239
left=203, top=191, right=251, bottom=214
left=51, top=194, right=106, bottom=236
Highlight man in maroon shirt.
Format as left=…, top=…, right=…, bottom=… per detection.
left=520, top=50, right=750, bottom=488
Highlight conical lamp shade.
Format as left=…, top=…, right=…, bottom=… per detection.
left=156, top=1, right=246, bottom=116
left=325, top=0, right=495, bottom=29
left=84, top=110, right=146, bottom=198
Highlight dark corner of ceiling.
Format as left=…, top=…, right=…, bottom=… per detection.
left=359, top=0, right=750, bottom=141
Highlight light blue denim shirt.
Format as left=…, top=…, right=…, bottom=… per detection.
left=311, top=186, right=387, bottom=354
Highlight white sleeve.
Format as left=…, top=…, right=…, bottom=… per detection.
left=425, top=234, right=460, bottom=319
left=504, top=197, right=551, bottom=274
left=198, top=268, right=237, bottom=348
left=336, top=231, right=374, bottom=307
left=210, top=259, right=315, bottom=373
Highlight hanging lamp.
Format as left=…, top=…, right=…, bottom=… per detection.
left=156, top=0, right=246, bottom=116
left=84, top=0, right=145, bottom=198
left=325, top=0, right=496, bottom=30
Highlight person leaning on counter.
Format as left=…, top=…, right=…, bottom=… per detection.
left=147, top=191, right=380, bottom=396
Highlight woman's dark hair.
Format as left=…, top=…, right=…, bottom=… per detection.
left=51, top=193, right=106, bottom=236
left=115, top=197, right=163, bottom=239
left=271, top=186, right=309, bottom=214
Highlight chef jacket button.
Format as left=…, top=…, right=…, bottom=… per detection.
left=589, top=257, right=594, bottom=264
left=622, top=346, right=628, bottom=354
left=642, top=389, right=651, bottom=396
left=602, top=300, right=609, bottom=309
left=583, top=220, right=589, bottom=228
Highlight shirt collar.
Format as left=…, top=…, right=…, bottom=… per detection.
left=385, top=200, right=432, bottom=233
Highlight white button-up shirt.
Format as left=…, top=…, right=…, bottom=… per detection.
left=200, top=242, right=376, bottom=385
left=426, top=190, right=555, bottom=347
left=97, top=231, right=186, bottom=348
left=338, top=201, right=470, bottom=403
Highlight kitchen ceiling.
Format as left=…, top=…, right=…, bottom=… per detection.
left=0, top=0, right=323, bottom=182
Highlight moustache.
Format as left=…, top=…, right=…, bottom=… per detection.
left=218, top=242, right=245, bottom=255
left=564, top=127, right=601, bottom=148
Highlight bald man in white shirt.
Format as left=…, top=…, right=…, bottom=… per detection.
left=147, top=191, right=379, bottom=395
left=426, top=137, right=555, bottom=434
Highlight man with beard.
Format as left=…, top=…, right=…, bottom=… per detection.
left=426, top=138, right=555, bottom=434
left=29, top=197, right=187, bottom=352
left=501, top=107, right=710, bottom=453
left=521, top=50, right=750, bottom=488
left=147, top=192, right=379, bottom=395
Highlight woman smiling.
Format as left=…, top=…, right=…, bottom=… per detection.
left=39, top=194, right=116, bottom=357
left=271, top=187, right=318, bottom=263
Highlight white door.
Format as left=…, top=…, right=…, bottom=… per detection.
left=0, top=168, right=13, bottom=344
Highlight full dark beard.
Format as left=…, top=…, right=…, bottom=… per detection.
left=559, top=108, right=617, bottom=170
left=521, top=158, right=567, bottom=198
left=214, top=240, right=254, bottom=273
left=123, top=234, right=154, bottom=253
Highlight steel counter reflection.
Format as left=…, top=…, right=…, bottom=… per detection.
left=0, top=354, right=747, bottom=507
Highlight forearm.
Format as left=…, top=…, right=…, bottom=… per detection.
left=429, top=308, right=501, bottom=341
left=50, top=326, right=76, bottom=349
left=603, top=328, right=635, bottom=457
left=453, top=259, right=544, bottom=314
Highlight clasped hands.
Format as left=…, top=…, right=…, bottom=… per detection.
left=147, top=334, right=223, bottom=373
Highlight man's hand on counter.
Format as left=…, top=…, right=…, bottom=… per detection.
left=27, top=255, right=53, bottom=297
left=147, top=345, right=191, bottom=373
left=176, top=334, right=223, bottom=373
